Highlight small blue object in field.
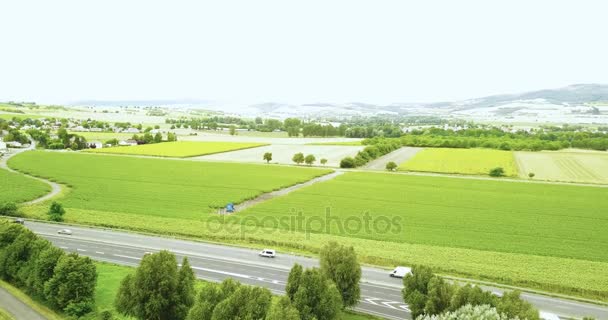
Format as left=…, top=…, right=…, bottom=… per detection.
left=226, top=203, right=235, bottom=213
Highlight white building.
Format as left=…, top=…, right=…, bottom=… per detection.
left=0, top=141, right=7, bottom=152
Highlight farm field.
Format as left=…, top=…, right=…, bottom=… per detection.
left=8, top=151, right=331, bottom=219
left=195, top=144, right=364, bottom=167
left=399, top=148, right=518, bottom=176
left=85, top=141, right=268, bottom=158
left=0, top=168, right=50, bottom=204
left=515, top=150, right=608, bottom=184
left=70, top=131, right=133, bottom=142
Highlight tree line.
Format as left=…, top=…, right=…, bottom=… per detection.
left=340, top=139, right=401, bottom=168
left=0, top=222, right=97, bottom=317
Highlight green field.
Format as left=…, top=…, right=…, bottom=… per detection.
left=70, top=131, right=133, bottom=142
left=515, top=150, right=608, bottom=184
left=399, top=148, right=518, bottom=176
left=85, top=141, right=268, bottom=158
left=8, top=151, right=331, bottom=219
left=0, top=113, right=46, bottom=120
left=0, top=168, right=50, bottom=204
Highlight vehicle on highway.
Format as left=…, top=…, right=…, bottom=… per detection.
left=389, top=266, right=411, bottom=278
left=57, top=229, right=73, bottom=235
left=539, top=312, right=560, bottom=320
left=13, top=218, right=25, bottom=225
left=259, top=249, right=276, bottom=258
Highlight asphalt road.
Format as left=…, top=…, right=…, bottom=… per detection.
left=0, top=287, right=47, bottom=320
left=24, top=221, right=608, bottom=320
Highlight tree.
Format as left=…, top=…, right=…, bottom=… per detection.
left=0, top=202, right=18, bottom=216
left=340, top=157, right=355, bottom=168
left=402, top=265, right=435, bottom=319
left=528, top=172, right=535, bottom=179
left=496, top=291, right=539, bottom=320
left=188, top=279, right=241, bottom=320
left=292, top=268, right=342, bottom=320
left=154, top=132, right=163, bottom=143
left=320, top=158, right=327, bottom=166
left=417, top=304, right=514, bottom=320
left=48, top=202, right=65, bottom=222
left=229, top=125, right=237, bottom=136
left=286, top=264, right=303, bottom=301
left=211, top=286, right=272, bottom=320
left=266, top=296, right=300, bottom=320
left=263, top=152, right=273, bottom=163
left=292, top=152, right=305, bottom=165
left=167, top=132, right=177, bottom=142
left=424, top=277, right=455, bottom=315
left=115, top=250, right=195, bottom=320
left=304, top=154, right=316, bottom=166
left=489, top=167, right=505, bottom=177
left=319, top=241, right=361, bottom=308
left=450, top=284, right=497, bottom=311
left=386, top=161, right=397, bottom=171
left=44, top=253, right=97, bottom=313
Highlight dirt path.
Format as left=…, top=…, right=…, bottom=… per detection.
left=363, top=147, right=422, bottom=170
left=231, top=170, right=344, bottom=212
left=0, top=143, right=62, bottom=205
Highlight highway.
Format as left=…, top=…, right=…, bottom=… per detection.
left=24, top=221, right=608, bottom=320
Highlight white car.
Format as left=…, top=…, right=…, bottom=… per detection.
left=539, top=312, right=560, bottom=320
left=389, top=266, right=411, bottom=278
left=259, top=249, right=276, bottom=258
left=57, top=229, right=73, bottom=235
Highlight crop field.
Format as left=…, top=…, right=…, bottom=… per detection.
left=8, top=151, right=331, bottom=219
left=196, top=144, right=364, bottom=167
left=399, top=148, right=518, bottom=176
left=85, top=141, right=269, bottom=158
left=515, top=150, right=608, bottom=184
left=0, top=168, right=50, bottom=204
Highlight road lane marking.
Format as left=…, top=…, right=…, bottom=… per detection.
left=77, top=249, right=87, bottom=252
left=95, top=251, right=105, bottom=255
left=113, top=254, right=141, bottom=260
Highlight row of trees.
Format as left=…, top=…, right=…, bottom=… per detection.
left=403, top=265, right=539, bottom=319
left=0, top=222, right=97, bottom=317
left=112, top=241, right=361, bottom=320
left=340, top=139, right=401, bottom=168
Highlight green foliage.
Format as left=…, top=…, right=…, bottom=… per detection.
left=340, top=157, right=355, bottom=168
left=293, top=152, right=305, bottom=165
left=449, top=284, right=496, bottom=311
left=0, top=203, right=18, bottom=216
left=319, top=241, right=361, bottom=308
left=528, top=172, right=535, bottom=179
left=87, top=141, right=267, bottom=158
left=44, top=253, right=97, bottom=312
left=402, top=265, right=435, bottom=318
left=304, top=154, right=316, bottom=166
left=211, top=286, right=272, bottom=320
left=496, top=291, right=539, bottom=320
left=47, top=202, right=65, bottom=222
left=489, top=167, right=505, bottom=177
left=417, top=304, right=515, bottom=320
left=291, top=268, right=342, bottom=320
left=264, top=152, right=273, bottom=163
left=286, top=264, right=303, bottom=301
left=114, top=250, right=195, bottom=320
left=424, top=277, right=456, bottom=315
left=266, top=296, right=300, bottom=320
left=386, top=161, right=397, bottom=171
left=320, top=158, right=328, bottom=165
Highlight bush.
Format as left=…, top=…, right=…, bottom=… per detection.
left=386, top=161, right=398, bottom=171
left=64, top=300, right=94, bottom=317
left=0, top=202, right=19, bottom=216
left=48, top=202, right=65, bottom=222
left=340, top=157, right=356, bottom=168
left=489, top=167, right=505, bottom=177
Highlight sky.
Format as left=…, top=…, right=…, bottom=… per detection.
left=1, top=0, right=607, bottom=105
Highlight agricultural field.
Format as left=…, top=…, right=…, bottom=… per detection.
left=8, top=151, right=331, bottom=219
left=399, top=148, right=518, bottom=176
left=0, top=168, right=50, bottom=204
left=85, top=141, right=269, bottom=158
left=515, top=150, right=608, bottom=184
left=70, top=131, right=133, bottom=142
left=195, top=144, right=364, bottom=167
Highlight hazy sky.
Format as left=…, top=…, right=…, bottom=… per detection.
left=1, top=0, right=607, bottom=105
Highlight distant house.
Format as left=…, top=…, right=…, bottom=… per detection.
left=118, top=139, right=138, bottom=146
left=123, top=128, right=140, bottom=134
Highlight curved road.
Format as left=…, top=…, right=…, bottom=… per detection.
left=23, top=220, right=608, bottom=320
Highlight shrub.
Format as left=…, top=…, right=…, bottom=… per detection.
left=0, top=202, right=19, bottom=216
left=386, top=161, right=397, bottom=171
left=340, top=157, right=355, bottom=168
left=489, top=167, right=505, bottom=177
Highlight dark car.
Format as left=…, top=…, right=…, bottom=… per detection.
left=13, top=218, right=25, bottom=225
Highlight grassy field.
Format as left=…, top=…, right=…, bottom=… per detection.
left=85, top=141, right=268, bottom=158
left=515, top=150, right=608, bottom=184
left=0, top=113, right=46, bottom=120
left=8, top=151, right=331, bottom=219
left=399, top=148, right=518, bottom=176
left=0, top=309, right=14, bottom=320
left=0, top=168, right=50, bottom=204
